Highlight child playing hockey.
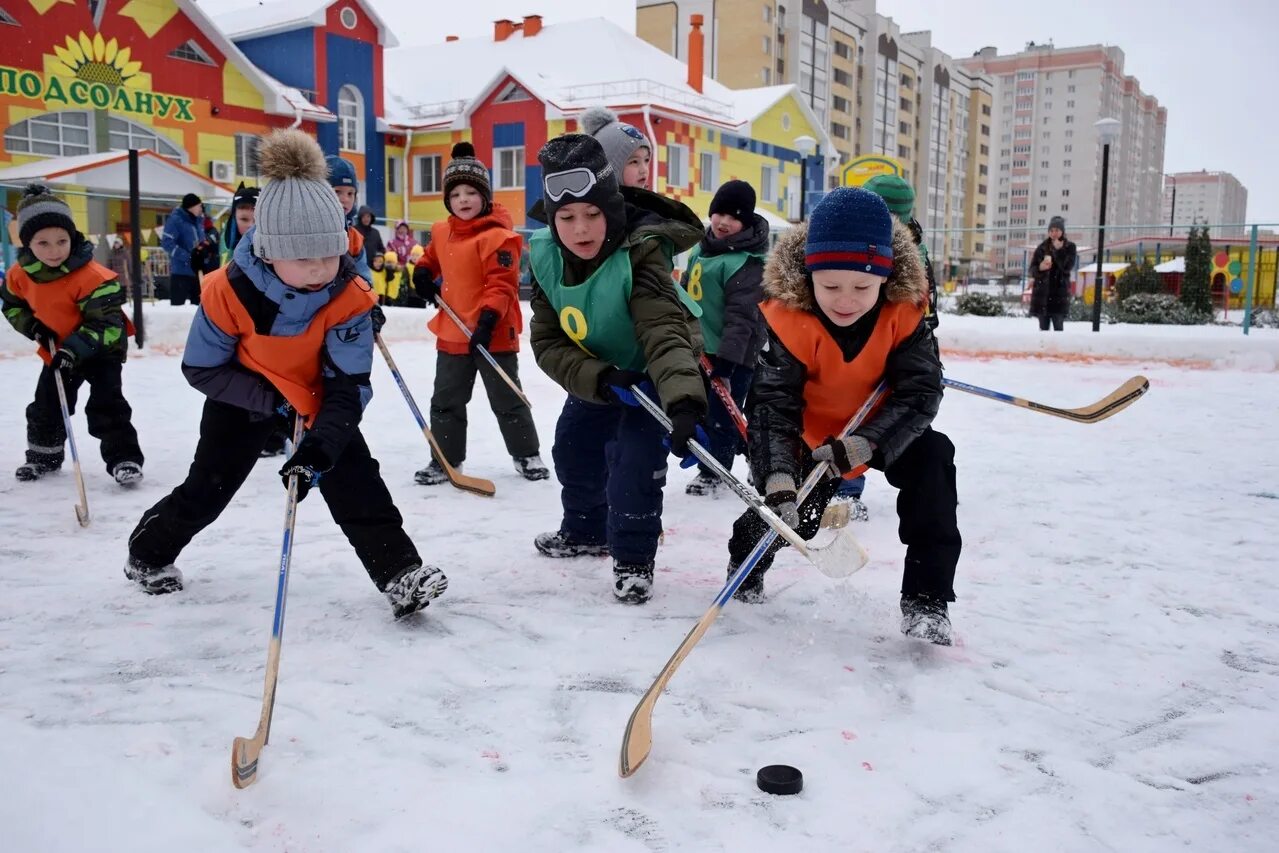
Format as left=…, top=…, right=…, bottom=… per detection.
left=324, top=155, right=374, bottom=283
left=580, top=106, right=652, bottom=190
left=725, top=187, right=960, bottom=644
left=681, top=179, right=769, bottom=497
left=124, top=129, right=445, bottom=619
left=528, top=132, right=707, bottom=603
left=2, top=184, right=144, bottom=485
left=410, top=142, right=547, bottom=484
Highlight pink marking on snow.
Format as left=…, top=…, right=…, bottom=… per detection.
left=1245, top=794, right=1255, bottom=802
left=843, top=665, right=856, bottom=672
left=482, top=750, right=501, bottom=760
left=841, top=730, right=857, bottom=741
left=861, top=761, right=874, bottom=771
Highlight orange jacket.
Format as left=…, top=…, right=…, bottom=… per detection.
left=759, top=299, right=923, bottom=478
left=198, top=266, right=376, bottom=419
left=417, top=203, right=523, bottom=355
left=4, top=260, right=125, bottom=365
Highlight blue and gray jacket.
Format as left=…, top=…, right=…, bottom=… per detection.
left=161, top=206, right=203, bottom=278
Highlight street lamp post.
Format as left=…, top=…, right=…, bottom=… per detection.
left=1092, top=118, right=1121, bottom=332
left=794, top=135, right=817, bottom=221
left=1167, top=174, right=1177, bottom=237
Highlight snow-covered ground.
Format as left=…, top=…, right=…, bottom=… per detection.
left=2, top=308, right=1278, bottom=851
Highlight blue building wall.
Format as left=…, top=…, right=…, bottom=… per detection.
left=234, top=30, right=316, bottom=94
left=320, top=34, right=385, bottom=219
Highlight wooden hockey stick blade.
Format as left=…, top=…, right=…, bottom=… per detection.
left=944, top=375, right=1149, bottom=423
left=423, top=428, right=496, bottom=498
left=231, top=641, right=281, bottom=788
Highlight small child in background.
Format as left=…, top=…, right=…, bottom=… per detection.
left=370, top=249, right=400, bottom=305
left=221, top=182, right=259, bottom=261
left=1, top=184, right=144, bottom=485
left=324, top=155, right=374, bottom=283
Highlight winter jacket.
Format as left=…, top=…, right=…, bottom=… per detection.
left=1, top=237, right=129, bottom=366
left=161, top=206, right=202, bottom=277
left=353, top=206, right=386, bottom=263
left=747, top=219, right=941, bottom=487
left=682, top=214, right=769, bottom=366
left=529, top=189, right=707, bottom=415
left=416, top=203, right=523, bottom=355
left=387, top=224, right=418, bottom=263
left=182, top=229, right=376, bottom=464
left=1030, top=235, right=1077, bottom=318
left=370, top=262, right=399, bottom=302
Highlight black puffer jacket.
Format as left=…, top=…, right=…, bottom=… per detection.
left=353, top=206, right=385, bottom=263
left=747, top=219, right=943, bottom=486
left=685, top=214, right=770, bottom=367
left=1030, top=235, right=1076, bottom=317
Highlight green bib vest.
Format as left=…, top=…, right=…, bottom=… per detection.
left=529, top=229, right=700, bottom=372
left=682, top=247, right=762, bottom=355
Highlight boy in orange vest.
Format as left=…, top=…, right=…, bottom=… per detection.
left=411, top=142, right=546, bottom=484
left=124, top=130, right=444, bottom=620
left=727, top=187, right=961, bottom=644
left=2, top=184, right=144, bottom=484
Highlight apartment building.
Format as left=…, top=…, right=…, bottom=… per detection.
left=959, top=42, right=1167, bottom=274
left=1163, top=170, right=1248, bottom=237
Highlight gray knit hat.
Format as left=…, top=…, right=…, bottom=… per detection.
left=18, top=184, right=77, bottom=245
left=252, top=129, right=348, bottom=261
left=580, top=106, right=651, bottom=177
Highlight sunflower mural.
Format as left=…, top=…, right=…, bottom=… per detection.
left=47, top=32, right=150, bottom=92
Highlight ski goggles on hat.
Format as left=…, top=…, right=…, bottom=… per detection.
left=544, top=168, right=598, bottom=202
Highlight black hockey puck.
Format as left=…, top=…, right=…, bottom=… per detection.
left=756, top=764, right=803, bottom=795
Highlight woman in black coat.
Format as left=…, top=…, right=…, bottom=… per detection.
left=1030, top=216, right=1076, bottom=331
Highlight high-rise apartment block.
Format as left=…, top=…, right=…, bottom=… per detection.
left=959, top=43, right=1167, bottom=273
left=1163, top=171, right=1248, bottom=237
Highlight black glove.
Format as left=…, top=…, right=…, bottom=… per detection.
left=31, top=320, right=57, bottom=348
left=370, top=304, right=386, bottom=335
left=709, top=355, right=738, bottom=379
left=667, top=401, right=708, bottom=467
left=597, top=367, right=652, bottom=406
left=278, top=440, right=331, bottom=502
left=49, top=348, right=77, bottom=373
left=469, top=308, right=499, bottom=355
left=412, top=266, right=439, bottom=306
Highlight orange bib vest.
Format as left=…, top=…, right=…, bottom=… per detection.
left=424, top=219, right=523, bottom=351
left=198, top=266, right=376, bottom=419
left=759, top=299, right=923, bottom=479
left=6, top=261, right=120, bottom=365
left=347, top=226, right=364, bottom=260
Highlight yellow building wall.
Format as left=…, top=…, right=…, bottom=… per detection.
left=402, top=128, right=466, bottom=229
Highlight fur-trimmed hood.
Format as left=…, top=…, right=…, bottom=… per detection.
left=763, top=218, right=927, bottom=312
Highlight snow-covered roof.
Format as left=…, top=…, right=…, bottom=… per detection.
left=385, top=17, right=833, bottom=151
left=1154, top=257, right=1185, bottom=273
left=1079, top=262, right=1132, bottom=275
left=207, top=0, right=398, bottom=47
left=181, top=0, right=334, bottom=121
left=0, top=150, right=234, bottom=201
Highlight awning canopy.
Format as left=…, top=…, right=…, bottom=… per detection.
left=0, top=150, right=234, bottom=203
left=1154, top=257, right=1185, bottom=273
left=1079, top=262, right=1131, bottom=276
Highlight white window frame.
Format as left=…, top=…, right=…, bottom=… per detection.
left=387, top=155, right=400, bottom=194
left=666, top=143, right=689, bottom=189
left=4, top=110, right=91, bottom=157
left=235, top=133, right=260, bottom=178
left=760, top=164, right=777, bottom=203
left=493, top=146, right=523, bottom=190
left=338, top=84, right=363, bottom=152
left=414, top=154, right=441, bottom=195
left=108, top=116, right=183, bottom=161
left=698, top=151, right=718, bottom=193
left=168, top=40, right=215, bottom=66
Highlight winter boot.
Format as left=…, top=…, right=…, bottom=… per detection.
left=513, top=455, right=550, bottom=482
left=726, top=562, right=766, bottom=603
left=112, top=461, right=144, bottom=487
left=613, top=560, right=654, bottom=604
left=900, top=594, right=952, bottom=646
left=534, top=530, right=610, bottom=558
left=414, top=460, right=452, bottom=486
left=383, top=564, right=449, bottom=619
left=685, top=470, right=720, bottom=496
left=15, top=449, right=63, bottom=482
left=124, top=556, right=184, bottom=595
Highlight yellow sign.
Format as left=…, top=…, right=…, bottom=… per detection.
left=841, top=156, right=904, bottom=188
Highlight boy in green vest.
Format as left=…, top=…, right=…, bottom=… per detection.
left=528, top=133, right=707, bottom=604
left=681, top=179, right=770, bottom=496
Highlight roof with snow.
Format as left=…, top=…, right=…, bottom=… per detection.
left=384, top=17, right=832, bottom=150
left=208, top=0, right=398, bottom=47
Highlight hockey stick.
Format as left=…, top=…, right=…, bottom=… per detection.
left=698, top=355, right=749, bottom=443
left=48, top=344, right=89, bottom=527
left=232, top=414, right=305, bottom=788
left=434, top=295, right=533, bottom=409
left=942, top=375, right=1149, bottom=423
left=375, top=335, right=496, bottom=498
left=631, top=386, right=866, bottom=578
left=620, top=384, right=885, bottom=778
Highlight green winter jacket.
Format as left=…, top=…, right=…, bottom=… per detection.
left=530, top=190, right=706, bottom=414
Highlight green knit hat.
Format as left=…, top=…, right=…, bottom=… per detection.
left=863, top=175, right=915, bottom=219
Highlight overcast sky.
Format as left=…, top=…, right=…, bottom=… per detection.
left=237, top=0, right=1277, bottom=221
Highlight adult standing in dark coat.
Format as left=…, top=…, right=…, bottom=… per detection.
left=1030, top=216, right=1076, bottom=331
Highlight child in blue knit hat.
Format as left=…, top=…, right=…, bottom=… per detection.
left=724, top=187, right=961, bottom=645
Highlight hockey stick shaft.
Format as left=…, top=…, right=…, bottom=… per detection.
left=619, top=384, right=885, bottom=778
left=48, top=344, right=89, bottom=527
left=435, top=295, right=533, bottom=409
left=231, top=414, right=305, bottom=789
left=375, top=335, right=496, bottom=497
left=698, top=355, right=749, bottom=443
left=942, top=375, right=1149, bottom=423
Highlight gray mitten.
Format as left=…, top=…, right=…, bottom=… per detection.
left=812, top=435, right=874, bottom=475
left=763, top=472, right=799, bottom=529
